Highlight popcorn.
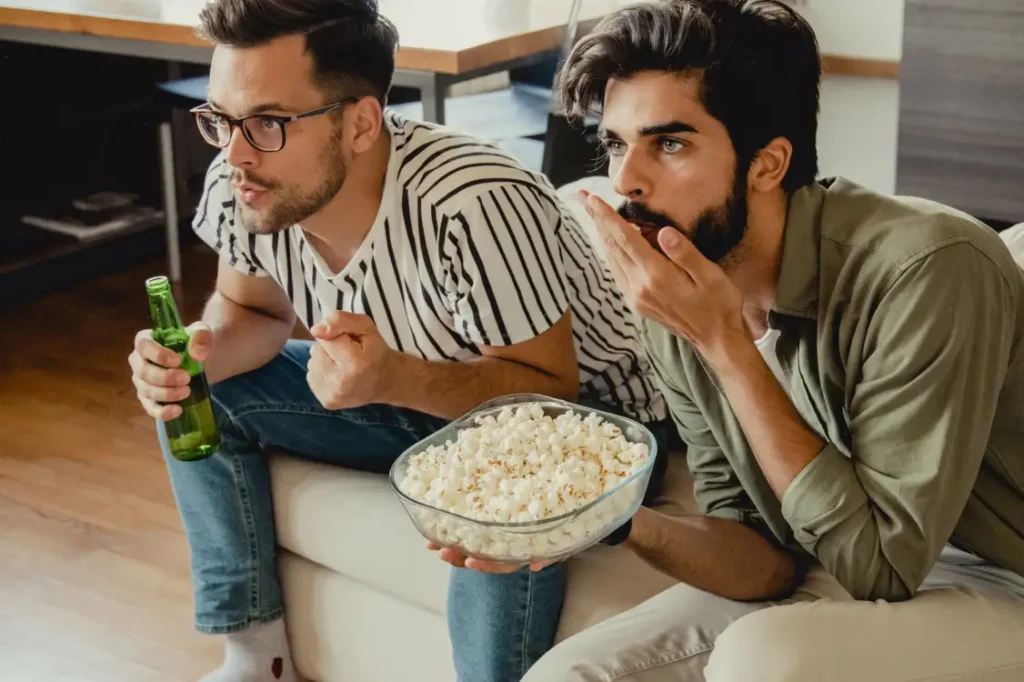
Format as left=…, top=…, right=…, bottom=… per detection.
left=399, top=402, right=651, bottom=561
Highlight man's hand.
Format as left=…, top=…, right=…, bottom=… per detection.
left=129, top=323, right=213, bottom=420
left=426, top=542, right=555, bottom=573
left=307, top=312, right=402, bottom=410
left=580, top=191, right=747, bottom=360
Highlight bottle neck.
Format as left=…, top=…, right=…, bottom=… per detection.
left=148, top=292, right=184, bottom=331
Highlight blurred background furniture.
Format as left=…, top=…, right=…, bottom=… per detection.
left=389, top=0, right=590, bottom=177
left=0, top=0, right=634, bottom=124
left=0, top=0, right=625, bottom=289
left=156, top=75, right=210, bottom=283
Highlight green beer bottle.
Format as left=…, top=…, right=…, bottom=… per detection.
left=145, top=275, right=220, bottom=462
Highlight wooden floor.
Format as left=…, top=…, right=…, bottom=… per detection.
left=0, top=245, right=226, bottom=682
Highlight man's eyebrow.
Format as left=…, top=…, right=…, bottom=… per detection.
left=597, top=121, right=699, bottom=140
left=639, top=121, right=698, bottom=136
left=207, top=99, right=290, bottom=116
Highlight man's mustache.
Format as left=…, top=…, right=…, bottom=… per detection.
left=617, top=201, right=678, bottom=230
left=233, top=171, right=279, bottom=191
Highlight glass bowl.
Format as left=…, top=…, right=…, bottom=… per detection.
left=388, top=394, right=657, bottom=565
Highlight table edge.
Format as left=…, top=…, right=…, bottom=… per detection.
left=0, top=7, right=900, bottom=79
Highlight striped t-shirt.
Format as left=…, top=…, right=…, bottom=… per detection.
left=192, top=111, right=665, bottom=423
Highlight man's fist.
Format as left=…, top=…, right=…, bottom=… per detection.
left=306, top=312, right=401, bottom=410
left=128, top=322, right=213, bottom=420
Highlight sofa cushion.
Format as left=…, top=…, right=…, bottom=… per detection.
left=1002, top=223, right=1024, bottom=269
left=279, top=550, right=456, bottom=682
left=271, top=455, right=453, bottom=617
left=270, top=449, right=696, bottom=631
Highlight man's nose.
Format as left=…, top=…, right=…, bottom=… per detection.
left=611, top=149, right=651, bottom=200
left=224, top=127, right=258, bottom=168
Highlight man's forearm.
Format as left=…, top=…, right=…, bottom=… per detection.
left=384, top=353, right=578, bottom=420
left=705, top=338, right=824, bottom=498
left=625, top=506, right=800, bottom=601
left=201, top=292, right=294, bottom=384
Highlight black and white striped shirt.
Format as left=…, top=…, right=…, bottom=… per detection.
left=193, top=111, right=665, bottom=423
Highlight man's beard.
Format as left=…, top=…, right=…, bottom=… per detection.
left=235, top=137, right=347, bottom=235
left=617, top=171, right=748, bottom=264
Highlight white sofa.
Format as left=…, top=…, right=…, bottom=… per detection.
left=269, top=179, right=1024, bottom=682
left=271, top=449, right=694, bottom=682
left=1005, top=221, right=1024, bottom=270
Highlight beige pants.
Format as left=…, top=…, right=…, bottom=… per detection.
left=522, top=548, right=1024, bottom=682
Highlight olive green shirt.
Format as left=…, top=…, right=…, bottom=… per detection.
left=644, top=177, right=1024, bottom=601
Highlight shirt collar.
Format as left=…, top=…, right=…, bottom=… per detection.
left=770, top=179, right=829, bottom=322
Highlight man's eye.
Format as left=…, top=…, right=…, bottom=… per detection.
left=659, top=138, right=685, bottom=153
left=603, top=140, right=626, bottom=156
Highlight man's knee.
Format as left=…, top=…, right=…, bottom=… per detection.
left=208, top=341, right=310, bottom=419
left=705, top=603, right=831, bottom=682
left=522, top=637, right=610, bottom=682
left=524, top=628, right=710, bottom=682
left=209, top=351, right=283, bottom=408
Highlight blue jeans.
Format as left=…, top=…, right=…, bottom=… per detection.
left=160, top=340, right=572, bottom=681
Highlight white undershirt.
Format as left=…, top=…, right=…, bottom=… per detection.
left=755, top=327, right=788, bottom=393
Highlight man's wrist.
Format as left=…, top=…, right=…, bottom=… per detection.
left=699, top=328, right=758, bottom=375
left=380, top=350, right=417, bottom=407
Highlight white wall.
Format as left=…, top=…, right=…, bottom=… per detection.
left=817, top=76, right=900, bottom=195
left=791, top=0, right=904, bottom=60
left=782, top=0, right=904, bottom=194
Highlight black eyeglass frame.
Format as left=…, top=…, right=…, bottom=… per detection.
left=189, top=97, right=359, bottom=152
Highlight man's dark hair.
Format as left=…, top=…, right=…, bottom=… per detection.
left=559, top=0, right=821, bottom=193
left=198, top=0, right=399, bottom=105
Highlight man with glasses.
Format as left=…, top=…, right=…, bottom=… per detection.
left=125, top=1, right=668, bottom=681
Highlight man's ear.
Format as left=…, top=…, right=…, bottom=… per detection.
left=348, top=96, right=384, bottom=155
left=747, top=136, right=793, bottom=193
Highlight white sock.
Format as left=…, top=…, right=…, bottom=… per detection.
left=200, top=618, right=298, bottom=682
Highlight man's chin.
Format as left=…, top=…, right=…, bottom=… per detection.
left=237, top=205, right=286, bottom=235
left=695, top=238, right=742, bottom=265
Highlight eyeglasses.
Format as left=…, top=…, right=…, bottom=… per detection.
left=190, top=98, right=358, bottom=152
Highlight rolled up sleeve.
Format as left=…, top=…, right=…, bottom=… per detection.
left=780, top=243, right=1015, bottom=601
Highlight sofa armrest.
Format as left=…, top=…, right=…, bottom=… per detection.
left=1001, top=222, right=1024, bottom=270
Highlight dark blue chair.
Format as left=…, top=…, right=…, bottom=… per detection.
left=388, top=82, right=553, bottom=167
left=388, top=0, right=592, bottom=175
